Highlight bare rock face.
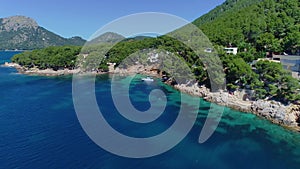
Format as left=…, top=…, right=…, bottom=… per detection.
left=0, top=16, right=38, bottom=32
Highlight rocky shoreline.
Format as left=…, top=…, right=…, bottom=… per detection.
left=174, top=83, right=300, bottom=131
left=113, top=64, right=300, bottom=131
left=3, top=62, right=300, bottom=131
left=3, top=62, right=82, bottom=76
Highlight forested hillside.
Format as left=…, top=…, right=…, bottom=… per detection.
left=194, top=0, right=300, bottom=55
left=11, top=46, right=82, bottom=70
left=194, top=0, right=263, bottom=26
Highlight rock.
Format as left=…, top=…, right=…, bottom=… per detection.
left=286, top=104, right=300, bottom=126
left=250, top=100, right=300, bottom=127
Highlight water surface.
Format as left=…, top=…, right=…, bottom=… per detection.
left=1, top=51, right=300, bottom=169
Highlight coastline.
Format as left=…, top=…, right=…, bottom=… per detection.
left=108, top=64, right=300, bottom=132
left=174, top=83, right=300, bottom=131
left=3, top=62, right=300, bottom=131
left=3, top=62, right=81, bottom=76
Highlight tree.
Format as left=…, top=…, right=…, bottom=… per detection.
left=221, top=55, right=258, bottom=90
left=256, top=33, right=282, bottom=52
left=255, top=60, right=300, bottom=103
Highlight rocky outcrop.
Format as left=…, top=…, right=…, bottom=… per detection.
left=250, top=101, right=300, bottom=130
left=3, top=62, right=22, bottom=69
left=286, top=105, right=300, bottom=126
left=112, top=64, right=161, bottom=78
left=174, top=83, right=209, bottom=97
left=174, top=84, right=252, bottom=112
left=3, top=62, right=80, bottom=76
left=251, top=100, right=287, bottom=123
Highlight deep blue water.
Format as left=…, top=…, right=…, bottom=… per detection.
left=1, top=51, right=300, bottom=169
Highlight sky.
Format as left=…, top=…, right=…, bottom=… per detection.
left=0, top=0, right=225, bottom=39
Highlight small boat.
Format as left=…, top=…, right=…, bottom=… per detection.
left=141, top=76, right=154, bottom=82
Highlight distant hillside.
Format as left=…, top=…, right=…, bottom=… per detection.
left=87, top=32, right=125, bottom=45
left=86, top=32, right=156, bottom=45
left=194, top=0, right=300, bottom=55
left=0, top=16, right=86, bottom=50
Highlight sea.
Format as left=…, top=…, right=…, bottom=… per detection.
left=1, top=51, right=300, bottom=169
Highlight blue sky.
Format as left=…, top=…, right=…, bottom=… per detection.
left=0, top=0, right=225, bottom=39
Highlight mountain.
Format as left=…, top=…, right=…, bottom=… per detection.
left=87, top=32, right=125, bottom=45
left=124, top=35, right=154, bottom=41
left=86, top=32, right=156, bottom=45
left=193, top=0, right=300, bottom=54
left=0, top=16, right=86, bottom=50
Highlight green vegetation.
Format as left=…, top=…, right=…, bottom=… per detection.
left=194, top=0, right=300, bottom=103
left=11, top=46, right=81, bottom=70
left=12, top=39, right=299, bottom=103
left=220, top=53, right=300, bottom=103
left=10, top=0, right=300, bottom=103
left=195, top=0, right=300, bottom=56
left=255, top=60, right=300, bottom=102
left=221, top=54, right=258, bottom=90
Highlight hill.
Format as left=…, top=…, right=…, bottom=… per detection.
left=87, top=32, right=125, bottom=45
left=194, top=0, right=263, bottom=26
left=0, top=16, right=86, bottom=50
left=194, top=0, right=300, bottom=55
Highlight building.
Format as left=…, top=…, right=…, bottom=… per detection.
left=272, top=55, right=300, bottom=79
left=224, top=47, right=238, bottom=55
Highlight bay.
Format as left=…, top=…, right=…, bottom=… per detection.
left=1, top=51, right=300, bottom=169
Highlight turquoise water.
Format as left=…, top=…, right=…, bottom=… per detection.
left=1, top=51, right=300, bottom=168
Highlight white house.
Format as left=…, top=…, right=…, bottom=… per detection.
left=224, top=47, right=238, bottom=55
